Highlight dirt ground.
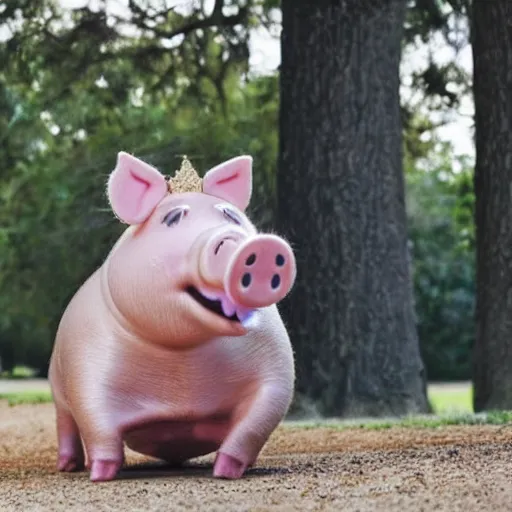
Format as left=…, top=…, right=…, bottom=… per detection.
left=1, top=402, right=512, bottom=511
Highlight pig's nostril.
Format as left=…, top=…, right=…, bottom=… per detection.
left=276, top=254, right=285, bottom=266
left=246, top=253, right=256, bottom=266
left=241, top=273, right=252, bottom=288
left=271, top=274, right=281, bottom=289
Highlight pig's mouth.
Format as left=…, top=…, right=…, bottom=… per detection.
left=186, top=286, right=243, bottom=323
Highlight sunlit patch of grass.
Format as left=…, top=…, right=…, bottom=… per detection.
left=0, top=365, right=38, bottom=379
left=0, top=391, right=53, bottom=406
left=428, top=385, right=473, bottom=414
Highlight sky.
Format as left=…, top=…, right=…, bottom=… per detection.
left=246, top=7, right=475, bottom=160
left=4, top=0, right=475, bottom=160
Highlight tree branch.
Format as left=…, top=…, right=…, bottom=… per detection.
left=132, top=1, right=248, bottom=42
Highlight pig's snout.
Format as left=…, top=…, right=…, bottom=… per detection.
left=224, top=235, right=296, bottom=309
left=198, top=230, right=296, bottom=311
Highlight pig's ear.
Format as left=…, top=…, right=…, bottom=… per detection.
left=107, top=152, right=168, bottom=225
left=202, top=156, right=253, bottom=211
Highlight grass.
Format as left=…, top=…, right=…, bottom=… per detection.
left=287, top=410, right=512, bottom=431
left=0, top=390, right=53, bottom=406
left=428, top=385, right=473, bottom=414
left=0, top=365, right=38, bottom=379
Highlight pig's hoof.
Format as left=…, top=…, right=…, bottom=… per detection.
left=57, top=454, right=85, bottom=472
left=90, top=459, right=122, bottom=482
left=213, top=453, right=246, bottom=479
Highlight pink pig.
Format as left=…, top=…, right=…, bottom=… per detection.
left=48, top=152, right=296, bottom=483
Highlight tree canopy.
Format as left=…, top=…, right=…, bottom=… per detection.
left=0, top=0, right=476, bottom=391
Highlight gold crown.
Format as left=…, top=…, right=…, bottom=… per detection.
left=168, top=155, right=203, bottom=194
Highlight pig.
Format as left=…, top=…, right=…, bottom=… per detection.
left=48, top=152, right=297, bottom=483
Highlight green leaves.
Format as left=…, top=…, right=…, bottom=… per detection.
left=406, top=142, right=475, bottom=380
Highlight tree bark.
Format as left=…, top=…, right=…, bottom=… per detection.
left=277, top=0, right=428, bottom=417
left=472, top=0, right=512, bottom=411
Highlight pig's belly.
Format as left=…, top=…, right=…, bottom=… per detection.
left=123, top=417, right=231, bottom=462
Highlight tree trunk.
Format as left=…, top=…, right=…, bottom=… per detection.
left=277, top=0, right=428, bottom=417
left=472, top=0, right=512, bottom=411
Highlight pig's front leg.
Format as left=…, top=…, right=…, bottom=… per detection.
left=213, top=381, right=293, bottom=479
left=82, top=427, right=125, bottom=482
left=71, top=404, right=125, bottom=482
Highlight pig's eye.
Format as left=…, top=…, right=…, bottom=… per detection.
left=216, top=205, right=242, bottom=225
left=162, top=206, right=188, bottom=227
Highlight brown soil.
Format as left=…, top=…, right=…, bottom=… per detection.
left=1, top=402, right=512, bottom=511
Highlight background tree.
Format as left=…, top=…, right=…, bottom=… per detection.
left=472, top=0, right=512, bottom=411
left=277, top=0, right=429, bottom=417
